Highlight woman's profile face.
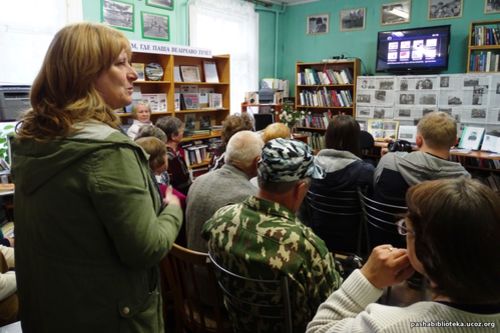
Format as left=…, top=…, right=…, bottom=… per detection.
left=405, top=219, right=425, bottom=275
left=95, top=49, right=137, bottom=109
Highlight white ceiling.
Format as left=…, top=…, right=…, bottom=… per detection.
left=262, top=0, right=320, bottom=6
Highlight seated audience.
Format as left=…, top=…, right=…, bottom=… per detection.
left=307, top=177, right=500, bottom=332
left=374, top=111, right=469, bottom=204
left=203, top=138, right=342, bottom=333
left=186, top=130, right=263, bottom=252
left=209, top=113, right=253, bottom=171
left=134, top=124, right=167, bottom=142
left=261, top=122, right=291, bottom=143
left=126, top=101, right=152, bottom=140
left=306, top=115, right=374, bottom=253
left=156, top=116, right=192, bottom=195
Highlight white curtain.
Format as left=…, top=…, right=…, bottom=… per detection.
left=0, top=0, right=82, bottom=85
left=189, top=0, right=259, bottom=114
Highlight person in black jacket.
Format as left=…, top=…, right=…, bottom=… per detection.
left=305, top=115, right=374, bottom=253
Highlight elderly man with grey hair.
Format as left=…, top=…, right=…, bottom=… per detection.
left=185, top=130, right=264, bottom=252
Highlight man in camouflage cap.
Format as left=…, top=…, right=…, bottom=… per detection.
left=202, top=138, right=342, bottom=333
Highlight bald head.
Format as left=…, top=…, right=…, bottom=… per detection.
left=225, top=130, right=264, bottom=173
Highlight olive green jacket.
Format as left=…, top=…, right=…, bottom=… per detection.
left=12, top=121, right=182, bottom=333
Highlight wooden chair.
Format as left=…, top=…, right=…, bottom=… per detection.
left=358, top=190, right=408, bottom=250
left=208, top=252, right=293, bottom=333
left=305, top=189, right=365, bottom=256
left=160, top=244, right=232, bottom=333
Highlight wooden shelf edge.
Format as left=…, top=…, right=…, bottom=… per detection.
left=177, top=108, right=228, bottom=113
left=116, top=111, right=172, bottom=117
left=134, top=80, right=171, bottom=84
left=182, top=133, right=221, bottom=142
left=174, top=82, right=229, bottom=85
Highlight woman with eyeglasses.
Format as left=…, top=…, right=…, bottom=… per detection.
left=307, top=177, right=500, bottom=333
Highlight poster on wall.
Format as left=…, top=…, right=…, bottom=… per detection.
left=340, top=8, right=366, bottom=31
left=428, top=0, right=462, bottom=20
left=146, top=0, right=173, bottom=11
left=381, top=0, right=411, bottom=25
left=307, top=14, right=329, bottom=35
left=101, top=0, right=134, bottom=31
left=141, top=11, right=170, bottom=41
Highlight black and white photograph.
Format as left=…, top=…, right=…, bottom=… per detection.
left=416, top=79, right=433, bottom=89
left=485, top=0, right=500, bottom=14
left=439, top=108, right=453, bottom=115
left=381, top=1, right=411, bottom=25
left=471, top=108, right=487, bottom=119
left=398, top=109, right=412, bottom=117
left=307, top=14, right=329, bottom=34
left=464, top=78, right=479, bottom=87
left=423, top=108, right=436, bottom=116
left=440, top=76, right=450, bottom=88
left=357, top=94, right=371, bottom=103
left=399, top=93, right=415, bottom=105
left=340, top=8, right=366, bottom=31
left=428, top=0, right=462, bottom=20
left=358, top=108, right=372, bottom=117
left=379, top=80, right=395, bottom=90
left=400, top=79, right=409, bottom=91
left=375, top=90, right=386, bottom=102
left=472, top=85, right=487, bottom=105
left=141, top=11, right=169, bottom=41
left=101, top=0, right=134, bottom=31
left=496, top=83, right=500, bottom=94
left=419, top=94, right=437, bottom=105
left=374, top=108, right=386, bottom=118
left=448, top=96, right=463, bottom=105
left=146, top=0, right=173, bottom=10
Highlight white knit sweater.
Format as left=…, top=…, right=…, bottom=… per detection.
left=307, top=269, right=500, bottom=333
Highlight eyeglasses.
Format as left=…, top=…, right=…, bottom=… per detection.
left=396, top=219, right=415, bottom=236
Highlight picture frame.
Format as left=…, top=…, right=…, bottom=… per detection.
left=307, top=14, right=329, bottom=35
left=180, top=65, right=201, bottom=82
left=484, top=0, right=500, bottom=14
left=146, top=0, right=173, bottom=11
left=428, top=0, right=462, bottom=20
left=101, top=0, right=134, bottom=32
left=340, top=8, right=366, bottom=32
left=141, top=11, right=170, bottom=41
left=381, top=1, right=411, bottom=25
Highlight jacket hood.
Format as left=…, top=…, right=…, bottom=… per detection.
left=391, top=151, right=469, bottom=186
left=12, top=121, right=146, bottom=195
left=315, top=149, right=360, bottom=174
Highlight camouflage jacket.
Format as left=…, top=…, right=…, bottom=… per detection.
left=202, top=196, right=341, bottom=333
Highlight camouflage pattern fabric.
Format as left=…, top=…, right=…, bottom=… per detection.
left=202, top=196, right=341, bottom=333
left=258, top=138, right=325, bottom=183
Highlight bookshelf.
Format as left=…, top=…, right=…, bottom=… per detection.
left=294, top=59, right=360, bottom=133
left=467, top=20, right=500, bottom=73
left=123, top=52, right=230, bottom=171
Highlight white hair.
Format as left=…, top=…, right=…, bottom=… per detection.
left=225, top=130, right=264, bottom=168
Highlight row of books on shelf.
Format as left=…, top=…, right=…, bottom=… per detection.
left=295, top=132, right=325, bottom=151
left=176, top=92, right=223, bottom=110
left=297, top=68, right=353, bottom=86
left=469, top=51, right=500, bottom=72
left=472, top=25, right=500, bottom=46
left=131, top=61, right=220, bottom=83
left=298, top=88, right=353, bottom=107
left=299, top=111, right=331, bottom=129
left=451, top=155, right=500, bottom=170
left=181, top=137, right=221, bottom=168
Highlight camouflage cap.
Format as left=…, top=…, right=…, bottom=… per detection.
left=258, top=138, right=325, bottom=182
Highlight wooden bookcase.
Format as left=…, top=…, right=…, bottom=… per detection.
left=294, top=59, right=360, bottom=133
left=121, top=52, right=230, bottom=143
left=467, top=19, right=500, bottom=73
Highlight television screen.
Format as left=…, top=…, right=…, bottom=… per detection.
left=376, top=25, right=451, bottom=74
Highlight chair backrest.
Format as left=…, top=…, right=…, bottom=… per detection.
left=306, top=189, right=364, bottom=255
left=358, top=189, right=407, bottom=250
left=161, top=244, right=231, bottom=333
left=208, top=252, right=293, bottom=333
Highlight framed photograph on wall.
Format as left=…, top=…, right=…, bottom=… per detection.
left=340, top=8, right=366, bottom=32
left=428, top=0, right=462, bottom=20
left=101, top=0, right=134, bottom=32
left=381, top=1, right=411, bottom=25
left=485, top=0, right=500, bottom=14
left=141, top=11, right=170, bottom=41
left=307, top=14, right=329, bottom=35
left=146, top=0, right=173, bottom=11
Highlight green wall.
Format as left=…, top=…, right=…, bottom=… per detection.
left=259, top=0, right=500, bottom=91
left=82, top=0, right=189, bottom=45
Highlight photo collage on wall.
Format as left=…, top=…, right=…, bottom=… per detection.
left=101, top=0, right=173, bottom=41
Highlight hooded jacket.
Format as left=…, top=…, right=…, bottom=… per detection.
left=373, top=150, right=470, bottom=204
left=12, top=121, right=182, bottom=333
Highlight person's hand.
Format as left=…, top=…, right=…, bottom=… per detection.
left=360, top=244, right=415, bottom=289
left=380, top=147, right=389, bottom=156
left=163, top=185, right=181, bottom=207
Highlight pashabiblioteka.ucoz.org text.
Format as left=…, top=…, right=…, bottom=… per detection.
left=410, top=321, right=496, bottom=329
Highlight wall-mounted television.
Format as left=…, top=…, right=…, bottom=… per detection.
left=376, top=25, right=451, bottom=74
